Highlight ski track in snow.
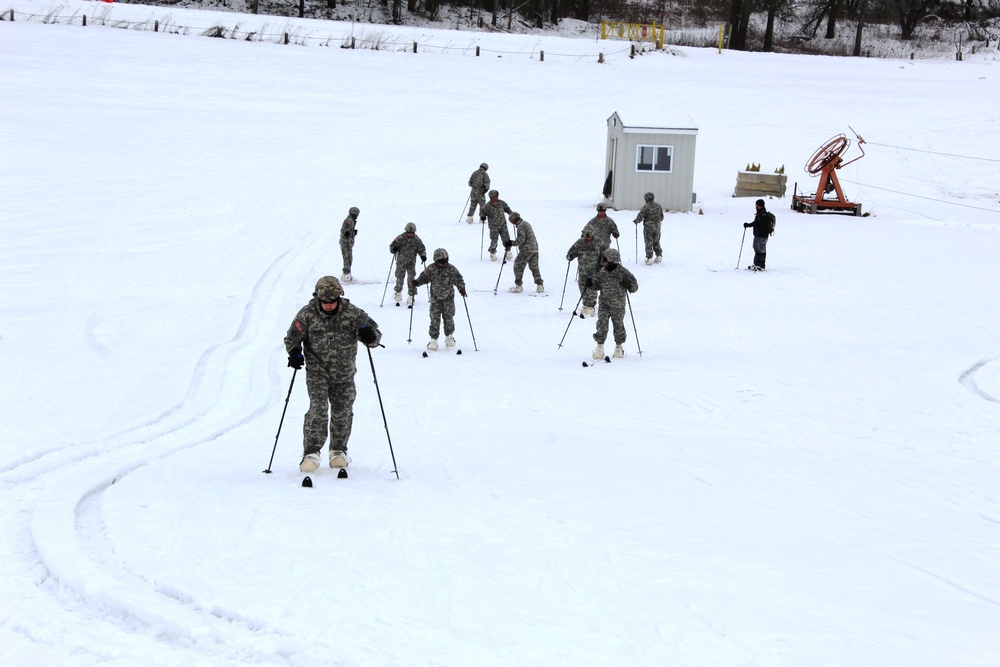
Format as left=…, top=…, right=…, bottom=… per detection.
left=960, top=359, right=1000, bottom=403
left=2, top=238, right=328, bottom=664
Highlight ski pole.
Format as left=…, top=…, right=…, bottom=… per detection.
left=493, top=248, right=509, bottom=295
left=407, top=287, right=415, bottom=343
left=421, top=260, right=429, bottom=301
left=557, top=288, right=588, bottom=349
left=635, top=222, right=639, bottom=264
left=459, top=191, right=471, bottom=223
left=366, top=347, right=399, bottom=480
left=380, top=254, right=396, bottom=307
left=479, top=220, right=485, bottom=261
left=625, top=290, right=643, bottom=357
left=263, top=368, right=298, bottom=474
left=558, top=260, right=571, bottom=311
left=461, top=293, right=479, bottom=351
left=736, top=226, right=748, bottom=270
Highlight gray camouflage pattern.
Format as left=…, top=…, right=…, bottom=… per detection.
left=482, top=198, right=512, bottom=252
left=467, top=167, right=491, bottom=218
left=390, top=232, right=427, bottom=295
left=413, top=263, right=466, bottom=339
left=566, top=236, right=607, bottom=308
left=340, top=213, right=357, bottom=274
left=510, top=219, right=543, bottom=286
left=634, top=201, right=664, bottom=259
left=586, top=213, right=620, bottom=248
left=591, top=264, right=638, bottom=345
left=284, top=297, right=382, bottom=456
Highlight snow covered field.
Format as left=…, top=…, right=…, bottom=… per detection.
left=2, top=2, right=999, bottom=665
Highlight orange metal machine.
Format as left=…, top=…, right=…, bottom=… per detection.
left=792, top=129, right=866, bottom=216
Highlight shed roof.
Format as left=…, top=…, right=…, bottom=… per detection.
left=608, top=111, right=698, bottom=134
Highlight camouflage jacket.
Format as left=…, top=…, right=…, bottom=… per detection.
left=566, top=236, right=607, bottom=278
left=634, top=202, right=664, bottom=225
left=586, top=214, right=620, bottom=247
left=591, top=264, right=638, bottom=309
left=413, top=263, right=466, bottom=302
left=389, top=233, right=427, bottom=262
left=468, top=168, right=490, bottom=194
left=340, top=214, right=357, bottom=247
left=284, top=297, right=381, bottom=383
left=511, top=219, right=539, bottom=253
left=482, top=199, right=511, bottom=229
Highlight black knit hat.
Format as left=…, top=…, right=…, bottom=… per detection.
left=755, top=198, right=766, bottom=207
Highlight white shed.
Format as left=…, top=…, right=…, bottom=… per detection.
left=603, top=111, right=698, bottom=212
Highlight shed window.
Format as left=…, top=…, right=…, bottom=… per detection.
left=636, top=145, right=673, bottom=173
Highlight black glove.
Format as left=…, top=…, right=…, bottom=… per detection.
left=357, top=325, right=378, bottom=346
left=390, top=245, right=398, bottom=254
left=620, top=278, right=630, bottom=288
left=459, top=289, right=467, bottom=297
left=353, top=229, right=358, bottom=236
left=409, top=279, right=418, bottom=288
left=612, top=231, right=620, bottom=239
left=503, top=240, right=513, bottom=250
left=287, top=346, right=304, bottom=370
left=743, top=223, right=752, bottom=228
left=584, top=277, right=593, bottom=288
left=480, top=217, right=487, bottom=223
left=420, top=255, right=427, bottom=263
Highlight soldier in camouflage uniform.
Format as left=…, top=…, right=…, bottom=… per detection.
left=284, top=276, right=382, bottom=473
left=566, top=225, right=607, bottom=316
left=411, top=248, right=467, bottom=351
left=506, top=213, right=544, bottom=293
left=587, top=248, right=638, bottom=360
left=481, top=189, right=513, bottom=261
left=389, top=222, right=427, bottom=305
left=466, top=162, right=490, bottom=223
left=339, top=206, right=360, bottom=282
left=633, top=192, right=664, bottom=265
left=586, top=203, right=620, bottom=249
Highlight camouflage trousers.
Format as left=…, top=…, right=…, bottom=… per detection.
left=303, top=369, right=357, bottom=456
left=394, top=258, right=419, bottom=295
left=593, top=304, right=627, bottom=345
left=641, top=222, right=662, bottom=259
left=468, top=189, right=487, bottom=218
left=340, top=242, right=353, bottom=275
left=488, top=224, right=511, bottom=253
left=577, top=276, right=598, bottom=308
left=513, top=251, right=543, bottom=286
left=428, top=297, right=457, bottom=340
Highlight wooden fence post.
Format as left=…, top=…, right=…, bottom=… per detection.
left=539, top=50, right=544, bottom=61
left=598, top=53, right=604, bottom=64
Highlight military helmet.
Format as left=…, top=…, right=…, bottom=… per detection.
left=488, top=189, right=499, bottom=199
left=349, top=206, right=360, bottom=217
left=596, top=203, right=607, bottom=212
left=313, top=276, right=344, bottom=301
left=404, top=222, right=417, bottom=233
left=643, top=192, right=654, bottom=202
left=480, top=162, right=489, bottom=170
left=582, top=224, right=595, bottom=238
left=603, top=249, right=621, bottom=263
left=433, top=248, right=449, bottom=262
left=509, top=212, right=521, bottom=223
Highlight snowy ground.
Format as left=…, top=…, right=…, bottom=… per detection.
left=2, top=2, right=1000, bottom=665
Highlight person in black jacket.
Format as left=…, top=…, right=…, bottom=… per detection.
left=743, top=199, right=773, bottom=271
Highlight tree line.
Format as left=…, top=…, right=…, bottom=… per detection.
left=272, top=0, right=999, bottom=52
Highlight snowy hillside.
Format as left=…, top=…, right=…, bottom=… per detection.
left=2, top=1, right=999, bottom=665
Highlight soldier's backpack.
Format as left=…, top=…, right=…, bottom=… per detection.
left=766, top=211, right=776, bottom=235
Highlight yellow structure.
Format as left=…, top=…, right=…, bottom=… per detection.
left=600, top=21, right=664, bottom=49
